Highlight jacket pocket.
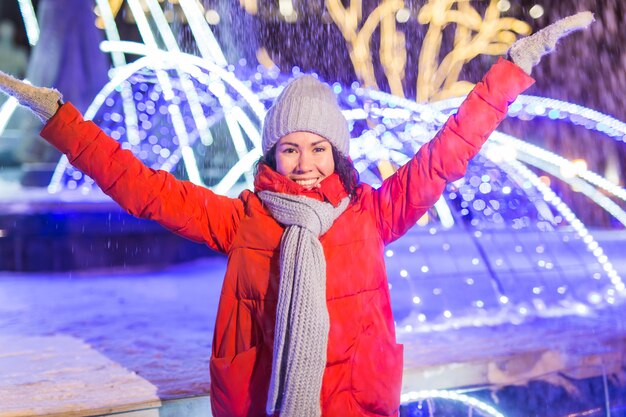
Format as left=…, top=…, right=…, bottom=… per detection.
left=351, top=331, right=404, bottom=416
left=210, top=346, right=258, bottom=417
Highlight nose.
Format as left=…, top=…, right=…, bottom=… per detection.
left=295, top=151, right=313, bottom=173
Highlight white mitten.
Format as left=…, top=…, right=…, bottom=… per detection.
left=509, top=11, right=595, bottom=75
left=0, top=70, right=62, bottom=122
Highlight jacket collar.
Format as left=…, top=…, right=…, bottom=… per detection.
left=254, top=163, right=348, bottom=207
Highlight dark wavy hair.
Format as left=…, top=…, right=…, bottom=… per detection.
left=257, top=145, right=360, bottom=201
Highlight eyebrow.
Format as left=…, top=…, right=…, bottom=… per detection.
left=279, top=139, right=329, bottom=148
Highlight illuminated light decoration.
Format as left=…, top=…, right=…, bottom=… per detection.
left=335, top=88, right=462, bottom=224
left=320, top=0, right=529, bottom=102
left=279, top=0, right=297, bottom=21
left=604, top=152, right=621, bottom=185
left=94, top=0, right=127, bottom=68
left=143, top=0, right=214, bottom=149
left=433, top=197, right=455, bottom=228
left=205, top=9, right=221, bottom=25
left=229, top=107, right=262, bottom=148
left=416, top=0, right=531, bottom=102
left=256, top=47, right=276, bottom=69
left=17, top=0, right=39, bottom=46
left=395, top=7, right=411, bottom=23
left=283, top=11, right=298, bottom=23
left=0, top=97, right=19, bottom=135
left=494, top=161, right=626, bottom=302
left=560, top=161, right=580, bottom=179
left=52, top=55, right=262, bottom=192
left=325, top=0, right=406, bottom=96
left=124, top=0, right=203, bottom=184
left=175, top=0, right=265, bottom=186
left=433, top=95, right=626, bottom=142
left=529, top=4, right=545, bottom=19
left=241, top=0, right=258, bottom=15
left=49, top=49, right=266, bottom=195
left=343, top=90, right=609, bottom=236
left=101, top=0, right=259, bottom=188
left=212, top=146, right=263, bottom=195
left=222, top=105, right=256, bottom=186
left=538, top=175, right=551, bottom=186
left=430, top=96, right=626, bottom=205
left=100, top=40, right=163, bottom=58
left=143, top=0, right=183, bottom=52
left=516, top=94, right=626, bottom=140
left=501, top=158, right=624, bottom=293
left=95, top=0, right=140, bottom=148
left=522, top=144, right=625, bottom=202
left=94, top=0, right=124, bottom=30
left=279, top=0, right=294, bottom=16
left=401, top=389, right=506, bottom=417
left=487, top=132, right=626, bottom=228
left=496, top=0, right=511, bottom=12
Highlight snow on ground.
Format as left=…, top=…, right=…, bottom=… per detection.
left=0, top=257, right=227, bottom=400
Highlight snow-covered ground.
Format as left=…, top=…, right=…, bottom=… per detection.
left=0, top=257, right=226, bottom=402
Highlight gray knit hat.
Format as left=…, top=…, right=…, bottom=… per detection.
left=262, top=75, right=350, bottom=156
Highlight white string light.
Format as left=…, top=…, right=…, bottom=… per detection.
left=17, top=0, right=39, bottom=46
left=488, top=132, right=626, bottom=227
left=432, top=95, right=626, bottom=141
left=503, top=159, right=624, bottom=293
left=95, top=0, right=141, bottom=149
left=94, top=0, right=127, bottom=68
left=0, top=98, right=18, bottom=136
left=98, top=0, right=264, bottom=187
left=143, top=0, right=215, bottom=150
left=401, top=389, right=507, bottom=417
left=49, top=50, right=266, bottom=194
left=125, top=0, right=203, bottom=185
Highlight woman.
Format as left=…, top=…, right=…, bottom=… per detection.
left=0, top=12, right=593, bottom=417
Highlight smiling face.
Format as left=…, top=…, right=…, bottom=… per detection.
left=274, top=131, right=336, bottom=189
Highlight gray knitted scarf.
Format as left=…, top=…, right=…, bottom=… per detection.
left=258, top=190, right=350, bottom=417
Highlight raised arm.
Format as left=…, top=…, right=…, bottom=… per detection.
left=0, top=71, right=243, bottom=254
left=372, top=11, right=593, bottom=244
left=372, top=59, right=533, bottom=244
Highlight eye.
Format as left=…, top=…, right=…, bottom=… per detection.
left=281, top=147, right=297, bottom=154
left=314, top=146, right=327, bottom=153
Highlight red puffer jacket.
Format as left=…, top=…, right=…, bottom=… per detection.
left=41, top=58, right=533, bottom=417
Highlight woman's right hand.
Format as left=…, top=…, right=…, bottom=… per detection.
left=0, top=70, right=62, bottom=123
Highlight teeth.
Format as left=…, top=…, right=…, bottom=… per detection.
left=295, top=179, right=317, bottom=187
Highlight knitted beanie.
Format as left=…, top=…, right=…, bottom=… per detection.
left=262, top=75, right=350, bottom=156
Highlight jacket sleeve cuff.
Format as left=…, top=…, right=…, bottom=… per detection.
left=40, top=102, right=92, bottom=156
left=489, top=57, right=535, bottom=100
left=40, top=102, right=104, bottom=161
